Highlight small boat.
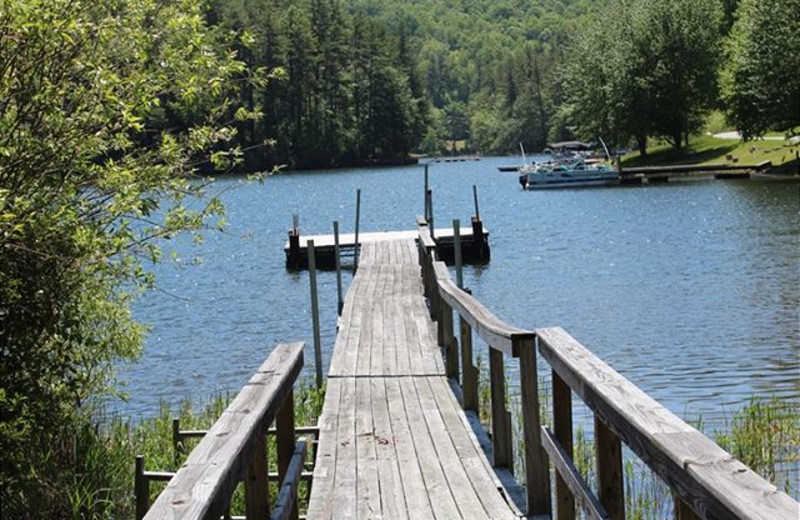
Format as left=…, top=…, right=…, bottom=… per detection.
left=519, top=159, right=619, bottom=189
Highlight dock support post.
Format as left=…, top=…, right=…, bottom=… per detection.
left=424, top=164, right=430, bottom=221
left=308, top=240, right=323, bottom=388
left=333, top=221, right=343, bottom=316
left=453, top=219, right=463, bottom=288
left=354, top=189, right=361, bottom=270
left=471, top=186, right=489, bottom=261
left=427, top=189, right=435, bottom=240
left=287, top=215, right=301, bottom=268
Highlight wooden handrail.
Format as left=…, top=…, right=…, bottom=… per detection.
left=142, top=342, right=305, bottom=520
left=435, top=265, right=533, bottom=357
left=536, top=326, right=798, bottom=520
left=416, top=224, right=799, bottom=520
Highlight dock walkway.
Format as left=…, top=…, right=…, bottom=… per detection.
left=306, top=239, right=521, bottom=520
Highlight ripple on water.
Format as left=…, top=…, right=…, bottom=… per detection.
left=122, top=159, right=799, bottom=429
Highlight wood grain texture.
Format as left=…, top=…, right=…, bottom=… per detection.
left=143, top=343, right=304, bottom=520
left=536, top=327, right=799, bottom=520
left=307, top=239, right=521, bottom=519
left=541, top=428, right=609, bottom=520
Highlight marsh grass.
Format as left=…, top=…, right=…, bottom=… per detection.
left=59, top=378, right=324, bottom=520
left=474, top=355, right=799, bottom=517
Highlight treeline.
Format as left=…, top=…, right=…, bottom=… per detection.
left=337, top=0, right=798, bottom=155
left=208, top=0, right=429, bottom=170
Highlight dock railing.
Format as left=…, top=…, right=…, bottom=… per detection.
left=140, top=342, right=308, bottom=520
left=417, top=219, right=798, bottom=520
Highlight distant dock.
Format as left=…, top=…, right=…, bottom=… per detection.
left=284, top=224, right=490, bottom=269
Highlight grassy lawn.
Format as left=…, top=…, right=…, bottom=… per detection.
left=621, top=134, right=800, bottom=167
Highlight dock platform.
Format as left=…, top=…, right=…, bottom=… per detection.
left=306, top=239, right=522, bottom=520
left=284, top=225, right=489, bottom=269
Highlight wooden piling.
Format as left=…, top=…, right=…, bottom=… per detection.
left=308, top=240, right=323, bottom=388
left=333, top=221, right=343, bottom=316
left=354, top=189, right=361, bottom=270
left=424, top=164, right=430, bottom=220
left=453, top=219, right=463, bottom=288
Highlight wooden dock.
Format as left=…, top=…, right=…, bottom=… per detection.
left=284, top=224, right=489, bottom=269
left=306, top=239, right=523, bottom=519
left=136, top=215, right=799, bottom=520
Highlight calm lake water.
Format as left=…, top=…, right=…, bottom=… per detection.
left=123, top=156, right=799, bottom=428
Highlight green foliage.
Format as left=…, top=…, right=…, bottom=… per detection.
left=210, top=0, right=429, bottom=168
left=721, top=0, right=800, bottom=139
left=561, top=0, right=722, bottom=153
left=0, top=0, right=252, bottom=515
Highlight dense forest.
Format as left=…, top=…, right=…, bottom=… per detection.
left=1, top=0, right=798, bottom=517
left=207, top=0, right=798, bottom=169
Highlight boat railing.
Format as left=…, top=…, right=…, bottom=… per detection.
left=416, top=219, right=798, bottom=519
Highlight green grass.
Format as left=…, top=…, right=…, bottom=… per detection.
left=473, top=359, right=799, bottom=517
left=47, top=378, right=325, bottom=520
left=620, top=134, right=800, bottom=168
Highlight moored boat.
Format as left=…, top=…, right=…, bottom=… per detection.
left=519, top=159, right=619, bottom=189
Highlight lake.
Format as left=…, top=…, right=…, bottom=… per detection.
left=124, top=156, right=799, bottom=429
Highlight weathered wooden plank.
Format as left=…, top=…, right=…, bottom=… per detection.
left=371, top=378, right=409, bottom=518
left=144, top=343, right=303, bottom=520
left=540, top=427, right=610, bottom=520
left=355, top=377, right=381, bottom=519
left=331, top=377, right=357, bottom=518
left=535, top=326, right=799, bottom=520
left=385, top=377, right=435, bottom=518
left=399, top=377, right=463, bottom=519
left=431, top=261, right=533, bottom=357
left=415, top=376, right=490, bottom=520
left=305, top=377, right=342, bottom=520
left=428, top=376, right=521, bottom=520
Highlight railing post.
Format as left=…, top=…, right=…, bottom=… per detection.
left=244, top=429, right=269, bottom=520
left=308, top=240, right=323, bottom=388
left=442, top=301, right=459, bottom=382
left=595, top=416, right=624, bottom=520
left=460, top=313, right=478, bottom=412
left=135, top=455, right=149, bottom=520
left=674, top=495, right=702, bottom=520
left=489, top=349, right=512, bottom=470
left=334, top=221, right=343, bottom=316
left=172, top=418, right=181, bottom=464
left=277, top=387, right=297, bottom=520
left=553, top=370, right=575, bottom=520
left=518, top=337, right=550, bottom=515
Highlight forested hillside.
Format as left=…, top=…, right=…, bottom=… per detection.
left=212, top=0, right=796, bottom=167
